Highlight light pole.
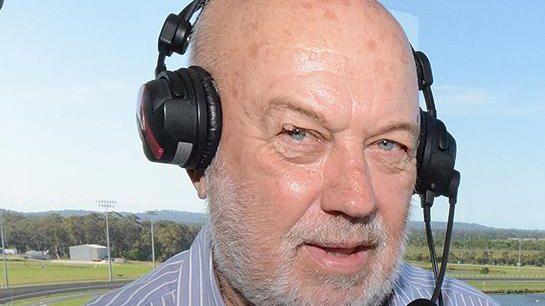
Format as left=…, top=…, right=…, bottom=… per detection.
left=0, top=221, right=8, bottom=289
left=97, top=200, right=116, bottom=283
left=517, top=238, right=522, bottom=273
left=146, top=210, right=158, bottom=269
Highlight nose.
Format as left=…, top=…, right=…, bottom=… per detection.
left=320, top=149, right=378, bottom=220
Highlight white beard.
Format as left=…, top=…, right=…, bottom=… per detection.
left=205, top=153, right=408, bottom=306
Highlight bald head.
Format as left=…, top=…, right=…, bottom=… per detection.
left=189, top=0, right=415, bottom=87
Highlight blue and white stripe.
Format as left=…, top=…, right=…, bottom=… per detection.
left=87, top=226, right=223, bottom=306
left=88, top=224, right=499, bottom=306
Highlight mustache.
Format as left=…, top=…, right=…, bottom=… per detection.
left=283, top=213, right=387, bottom=247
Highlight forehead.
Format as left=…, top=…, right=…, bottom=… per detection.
left=208, top=0, right=419, bottom=126
left=247, top=47, right=417, bottom=132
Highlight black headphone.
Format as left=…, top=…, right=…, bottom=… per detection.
left=137, top=1, right=461, bottom=305
left=137, top=0, right=221, bottom=171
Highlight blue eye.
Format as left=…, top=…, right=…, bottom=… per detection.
left=377, top=140, right=398, bottom=151
left=286, top=127, right=308, bottom=141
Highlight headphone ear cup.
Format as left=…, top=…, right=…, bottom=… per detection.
left=189, top=66, right=222, bottom=171
left=415, top=109, right=457, bottom=197
left=415, top=109, right=430, bottom=195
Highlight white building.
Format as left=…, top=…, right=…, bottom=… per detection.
left=69, top=244, right=108, bottom=261
left=0, top=248, right=17, bottom=255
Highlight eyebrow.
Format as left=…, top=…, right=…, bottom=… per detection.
left=374, top=121, right=420, bottom=140
left=263, top=97, right=420, bottom=139
left=263, top=97, right=329, bottom=126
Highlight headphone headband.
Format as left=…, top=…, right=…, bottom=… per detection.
left=181, top=0, right=208, bottom=21
left=156, top=0, right=209, bottom=77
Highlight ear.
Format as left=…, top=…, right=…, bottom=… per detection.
left=186, top=169, right=208, bottom=199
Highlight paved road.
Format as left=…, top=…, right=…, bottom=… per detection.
left=0, top=280, right=131, bottom=304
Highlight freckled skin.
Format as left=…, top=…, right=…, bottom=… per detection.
left=189, top=0, right=419, bottom=304
left=302, top=2, right=313, bottom=10
left=366, top=39, right=377, bottom=51
left=323, top=9, right=338, bottom=21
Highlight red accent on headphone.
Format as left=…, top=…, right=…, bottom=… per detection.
left=139, top=87, right=165, bottom=160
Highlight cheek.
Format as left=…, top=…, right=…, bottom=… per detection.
left=275, top=167, right=322, bottom=217
left=244, top=152, right=324, bottom=233
left=372, top=167, right=415, bottom=233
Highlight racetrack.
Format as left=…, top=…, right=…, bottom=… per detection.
left=0, top=280, right=131, bottom=304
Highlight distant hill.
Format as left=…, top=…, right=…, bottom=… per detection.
left=134, top=210, right=208, bottom=224
left=407, top=221, right=496, bottom=232
left=408, top=221, right=545, bottom=239
left=23, top=209, right=91, bottom=218
left=16, top=209, right=208, bottom=225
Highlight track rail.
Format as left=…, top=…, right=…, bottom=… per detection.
left=0, top=280, right=132, bottom=303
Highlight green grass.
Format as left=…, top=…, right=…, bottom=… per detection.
left=10, top=290, right=105, bottom=306
left=467, top=280, right=545, bottom=294
left=0, top=257, right=153, bottom=286
left=408, top=261, right=545, bottom=278
left=406, top=246, right=544, bottom=258
left=407, top=260, right=545, bottom=293
left=51, top=294, right=97, bottom=306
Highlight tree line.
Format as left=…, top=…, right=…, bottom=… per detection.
left=1, top=212, right=201, bottom=262
left=407, top=229, right=545, bottom=251
left=407, top=230, right=545, bottom=267
left=405, top=249, right=545, bottom=267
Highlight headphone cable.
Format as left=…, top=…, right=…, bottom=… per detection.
left=431, top=179, right=459, bottom=302
left=423, top=170, right=460, bottom=305
left=422, top=196, right=444, bottom=306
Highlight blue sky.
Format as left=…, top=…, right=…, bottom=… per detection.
left=1, top=1, right=544, bottom=229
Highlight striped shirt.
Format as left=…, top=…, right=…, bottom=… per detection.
left=88, top=224, right=499, bottom=306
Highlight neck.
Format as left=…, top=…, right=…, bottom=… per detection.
left=212, top=255, right=253, bottom=306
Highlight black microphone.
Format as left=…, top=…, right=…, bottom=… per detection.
left=407, top=298, right=437, bottom=306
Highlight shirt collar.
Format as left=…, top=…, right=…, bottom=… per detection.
left=181, top=223, right=225, bottom=306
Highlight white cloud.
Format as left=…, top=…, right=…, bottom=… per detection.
left=430, top=85, right=545, bottom=117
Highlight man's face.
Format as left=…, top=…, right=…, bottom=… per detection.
left=198, top=1, right=419, bottom=305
